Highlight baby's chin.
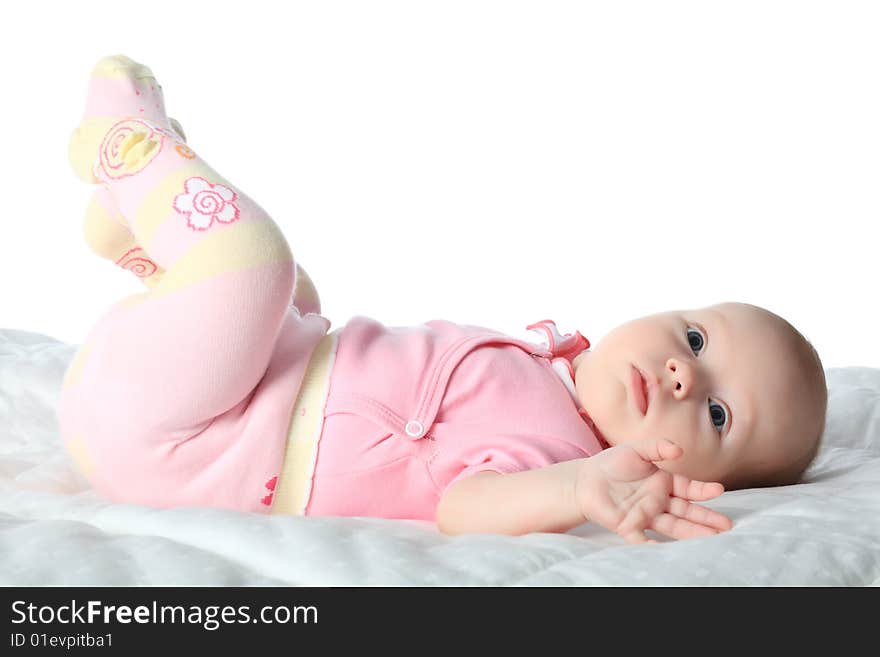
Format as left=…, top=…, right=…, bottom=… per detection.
left=579, top=411, right=612, bottom=450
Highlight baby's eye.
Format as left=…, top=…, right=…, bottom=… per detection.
left=687, top=327, right=705, bottom=355
left=709, top=400, right=728, bottom=432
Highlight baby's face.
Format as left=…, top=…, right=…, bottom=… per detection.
left=572, top=303, right=811, bottom=488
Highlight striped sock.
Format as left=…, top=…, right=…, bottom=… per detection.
left=68, top=54, right=183, bottom=185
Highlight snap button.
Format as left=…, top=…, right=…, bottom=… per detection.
left=404, top=419, right=425, bottom=438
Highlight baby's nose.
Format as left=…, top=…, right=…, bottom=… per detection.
left=666, top=358, right=694, bottom=399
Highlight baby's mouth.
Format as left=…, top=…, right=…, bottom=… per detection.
left=629, top=365, right=651, bottom=415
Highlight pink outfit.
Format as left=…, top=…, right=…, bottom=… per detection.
left=61, top=302, right=603, bottom=518
left=60, top=108, right=330, bottom=513
left=308, top=317, right=604, bottom=520
left=58, top=190, right=330, bottom=513
left=58, top=61, right=604, bottom=520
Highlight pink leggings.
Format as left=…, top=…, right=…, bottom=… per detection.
left=58, top=119, right=328, bottom=512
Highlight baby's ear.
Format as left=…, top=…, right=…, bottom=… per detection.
left=168, top=117, right=186, bottom=142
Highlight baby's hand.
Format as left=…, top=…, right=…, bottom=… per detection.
left=575, top=439, right=733, bottom=543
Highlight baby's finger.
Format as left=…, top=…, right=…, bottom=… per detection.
left=632, top=438, right=683, bottom=462
left=617, top=494, right=664, bottom=538
left=672, top=474, right=724, bottom=501
left=667, top=497, right=733, bottom=532
left=650, top=513, right=720, bottom=541
left=623, top=530, right=650, bottom=544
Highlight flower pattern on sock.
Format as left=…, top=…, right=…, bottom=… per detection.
left=98, top=119, right=166, bottom=180
left=173, top=176, right=240, bottom=231
left=175, top=144, right=196, bottom=159
left=115, top=246, right=158, bottom=277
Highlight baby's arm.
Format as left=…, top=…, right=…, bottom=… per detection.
left=436, top=461, right=586, bottom=536
left=436, top=439, right=733, bottom=542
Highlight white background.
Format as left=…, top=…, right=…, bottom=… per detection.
left=0, top=1, right=877, bottom=367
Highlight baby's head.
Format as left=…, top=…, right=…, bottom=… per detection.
left=572, top=302, right=827, bottom=490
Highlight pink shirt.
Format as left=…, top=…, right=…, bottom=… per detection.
left=305, top=317, right=606, bottom=521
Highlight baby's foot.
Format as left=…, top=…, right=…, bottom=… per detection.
left=69, top=55, right=181, bottom=184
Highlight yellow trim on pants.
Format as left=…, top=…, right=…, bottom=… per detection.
left=271, top=330, right=339, bottom=516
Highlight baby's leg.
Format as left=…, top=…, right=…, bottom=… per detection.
left=83, top=186, right=165, bottom=288
left=61, top=57, right=300, bottom=469
left=84, top=184, right=320, bottom=307
left=79, top=113, right=188, bottom=288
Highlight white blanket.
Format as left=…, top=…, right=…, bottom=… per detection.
left=1, top=328, right=878, bottom=586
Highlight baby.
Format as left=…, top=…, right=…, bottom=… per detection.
left=59, top=56, right=828, bottom=544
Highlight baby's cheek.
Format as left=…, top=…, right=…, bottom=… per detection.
left=670, top=446, right=732, bottom=485
left=640, top=412, right=684, bottom=445
left=656, top=452, right=703, bottom=480
left=582, top=386, right=627, bottom=443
